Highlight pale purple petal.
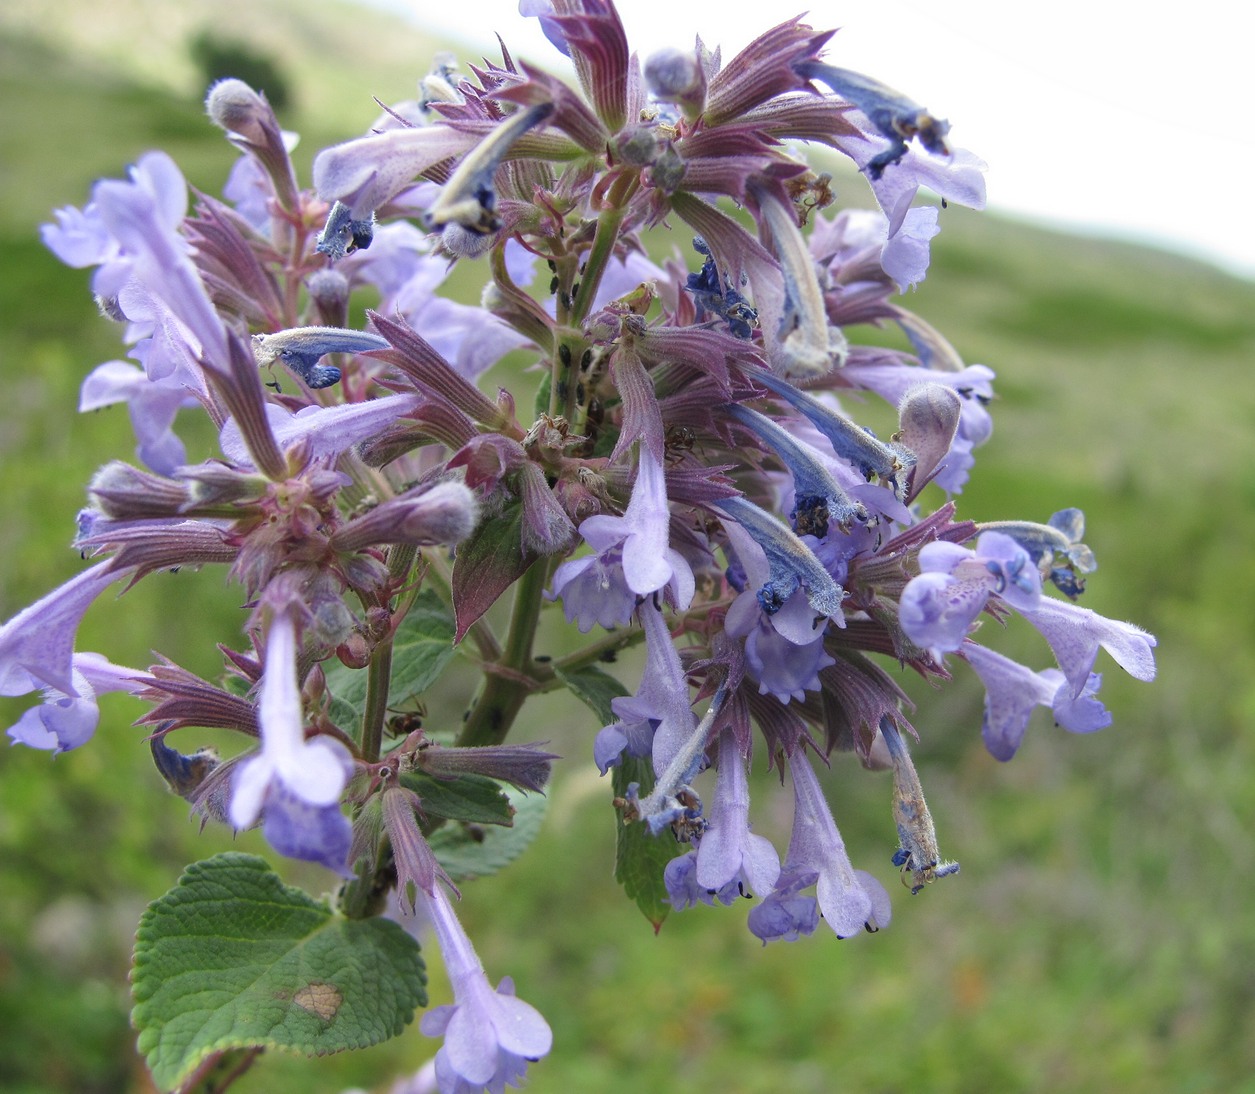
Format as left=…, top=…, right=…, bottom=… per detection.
left=41, top=203, right=115, bottom=267
left=219, top=394, right=422, bottom=466
left=695, top=731, right=781, bottom=897
left=962, top=641, right=1058, bottom=761
left=784, top=750, right=875, bottom=938
left=1020, top=597, right=1157, bottom=696
left=898, top=571, right=988, bottom=652
left=0, top=562, right=126, bottom=697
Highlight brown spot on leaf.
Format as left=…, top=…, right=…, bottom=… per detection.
left=293, top=981, right=342, bottom=1022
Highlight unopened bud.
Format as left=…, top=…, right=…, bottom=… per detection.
left=644, top=47, right=706, bottom=118
left=205, top=78, right=272, bottom=144
left=89, top=461, right=190, bottom=519
left=410, top=741, right=559, bottom=794
left=306, top=269, right=350, bottom=328
left=330, top=481, right=480, bottom=553
left=897, top=382, right=961, bottom=496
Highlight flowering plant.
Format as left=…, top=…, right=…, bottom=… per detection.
left=5, top=2, right=1156, bottom=1091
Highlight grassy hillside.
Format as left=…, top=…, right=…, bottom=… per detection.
left=1, top=7, right=1253, bottom=1093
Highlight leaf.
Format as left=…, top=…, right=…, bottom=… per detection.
left=428, top=785, right=548, bottom=882
left=388, top=591, right=459, bottom=700
left=132, top=853, right=426, bottom=1092
left=400, top=771, right=515, bottom=826
left=554, top=663, right=629, bottom=725
left=324, top=589, right=459, bottom=734
left=451, top=503, right=539, bottom=642
left=613, top=756, right=677, bottom=931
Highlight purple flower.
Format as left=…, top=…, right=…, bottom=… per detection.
left=780, top=749, right=891, bottom=938
left=0, top=561, right=128, bottom=699
left=664, top=850, right=741, bottom=909
left=746, top=868, right=821, bottom=944
left=218, top=393, right=423, bottom=468
left=723, top=520, right=834, bottom=703
left=694, top=729, right=782, bottom=897
left=313, top=126, right=478, bottom=230
left=551, top=449, right=694, bottom=632
left=5, top=652, right=149, bottom=754
left=79, top=359, right=194, bottom=474
left=842, top=360, right=995, bottom=494
left=229, top=605, right=353, bottom=873
left=593, top=600, right=694, bottom=775
left=90, top=152, right=227, bottom=366
left=714, top=494, right=844, bottom=620
left=418, top=881, right=552, bottom=1092
left=899, top=531, right=1042, bottom=652
left=518, top=0, right=570, bottom=56
left=1019, top=596, right=1157, bottom=697
left=963, top=641, right=1110, bottom=761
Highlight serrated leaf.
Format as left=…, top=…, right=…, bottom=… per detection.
left=399, top=771, right=515, bottom=826
left=428, top=785, right=548, bottom=881
left=132, top=853, right=426, bottom=1091
left=613, top=756, right=677, bottom=930
left=451, top=503, right=539, bottom=643
left=554, top=663, right=628, bottom=726
left=324, top=589, right=459, bottom=735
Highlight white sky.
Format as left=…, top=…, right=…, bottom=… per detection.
left=363, top=0, right=1254, bottom=279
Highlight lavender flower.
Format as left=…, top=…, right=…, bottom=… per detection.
left=551, top=449, right=694, bottom=631
left=229, top=602, right=353, bottom=873
left=694, top=729, right=781, bottom=897
left=5, top=653, right=149, bottom=754
left=13, top=7, right=1163, bottom=1088
left=962, top=641, right=1111, bottom=761
left=772, top=749, right=891, bottom=938
left=594, top=599, right=694, bottom=774
left=0, top=561, right=129, bottom=701
left=418, top=881, right=552, bottom=1092
left=899, top=531, right=1042, bottom=652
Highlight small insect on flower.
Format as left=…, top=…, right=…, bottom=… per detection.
left=797, top=61, right=951, bottom=180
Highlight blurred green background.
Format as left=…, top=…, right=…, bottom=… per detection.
left=2, top=2, right=1253, bottom=1092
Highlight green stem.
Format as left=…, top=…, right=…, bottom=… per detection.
left=456, top=560, right=548, bottom=747
left=360, top=637, right=394, bottom=764
left=535, top=625, right=648, bottom=688
left=569, top=171, right=638, bottom=328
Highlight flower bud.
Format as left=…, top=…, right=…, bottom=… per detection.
left=644, top=47, right=707, bottom=120
left=205, top=78, right=299, bottom=212
left=306, top=268, right=350, bottom=328
left=410, top=741, right=559, bottom=794
left=330, top=481, right=480, bottom=554
left=206, top=79, right=271, bottom=144
left=88, top=461, right=190, bottom=519
left=896, top=382, right=961, bottom=496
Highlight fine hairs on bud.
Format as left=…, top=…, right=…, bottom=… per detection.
left=205, top=78, right=269, bottom=143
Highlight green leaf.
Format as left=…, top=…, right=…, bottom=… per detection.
left=554, top=663, right=628, bottom=725
left=613, top=756, right=678, bottom=931
left=451, top=503, right=539, bottom=643
left=324, top=589, right=459, bottom=734
left=429, top=785, right=548, bottom=882
left=132, top=853, right=426, bottom=1092
left=389, top=590, right=459, bottom=700
left=399, top=771, right=515, bottom=826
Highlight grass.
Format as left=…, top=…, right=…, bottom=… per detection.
left=1, top=7, right=1254, bottom=1093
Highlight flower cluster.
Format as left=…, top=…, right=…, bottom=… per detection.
left=5, top=2, right=1156, bottom=1090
